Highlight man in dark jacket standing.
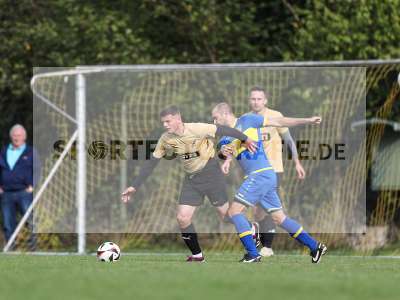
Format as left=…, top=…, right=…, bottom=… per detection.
left=0, top=124, right=39, bottom=250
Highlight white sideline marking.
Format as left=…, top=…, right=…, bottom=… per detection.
left=278, top=254, right=400, bottom=259
left=1, top=252, right=400, bottom=259
left=2, top=252, right=83, bottom=256
left=1, top=251, right=185, bottom=256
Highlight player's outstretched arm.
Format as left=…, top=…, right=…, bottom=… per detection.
left=121, top=157, right=160, bottom=203
left=267, top=116, right=321, bottom=128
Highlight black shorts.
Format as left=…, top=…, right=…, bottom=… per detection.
left=179, top=158, right=228, bottom=207
left=276, top=173, right=281, bottom=187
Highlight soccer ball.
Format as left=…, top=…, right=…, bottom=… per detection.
left=97, top=242, right=121, bottom=262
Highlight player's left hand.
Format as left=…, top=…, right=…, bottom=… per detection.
left=221, top=158, right=232, bottom=175
left=243, top=138, right=258, bottom=153
left=295, top=162, right=306, bottom=179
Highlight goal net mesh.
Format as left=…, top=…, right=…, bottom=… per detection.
left=10, top=63, right=399, bottom=254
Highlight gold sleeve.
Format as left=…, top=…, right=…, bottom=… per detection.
left=277, top=126, right=289, bottom=134
left=276, top=112, right=289, bottom=134
left=187, top=123, right=217, bottom=138
left=152, top=136, right=166, bottom=159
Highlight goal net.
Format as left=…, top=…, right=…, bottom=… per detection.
left=5, top=61, right=400, bottom=254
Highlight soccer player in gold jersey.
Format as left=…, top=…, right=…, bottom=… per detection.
left=248, top=86, right=306, bottom=257
left=121, top=105, right=257, bottom=262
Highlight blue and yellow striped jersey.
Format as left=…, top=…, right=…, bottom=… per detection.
left=218, top=113, right=273, bottom=176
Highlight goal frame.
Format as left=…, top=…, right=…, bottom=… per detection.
left=4, top=59, right=399, bottom=254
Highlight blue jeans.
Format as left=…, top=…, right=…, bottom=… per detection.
left=1, top=190, right=36, bottom=250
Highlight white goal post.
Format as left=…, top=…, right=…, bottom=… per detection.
left=4, top=68, right=104, bottom=253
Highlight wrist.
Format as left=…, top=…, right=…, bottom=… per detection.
left=218, top=152, right=227, bottom=160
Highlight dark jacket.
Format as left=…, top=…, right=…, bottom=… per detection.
left=0, top=145, right=40, bottom=192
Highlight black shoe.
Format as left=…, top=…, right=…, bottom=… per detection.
left=311, top=243, right=327, bottom=264
left=251, top=222, right=261, bottom=247
left=239, top=253, right=262, bottom=263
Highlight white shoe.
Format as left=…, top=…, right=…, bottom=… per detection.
left=259, top=247, right=274, bottom=257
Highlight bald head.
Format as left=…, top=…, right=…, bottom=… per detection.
left=9, top=124, right=27, bottom=148
left=211, top=102, right=235, bottom=126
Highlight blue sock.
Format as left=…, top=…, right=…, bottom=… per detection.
left=280, top=217, right=318, bottom=252
left=231, top=214, right=259, bottom=257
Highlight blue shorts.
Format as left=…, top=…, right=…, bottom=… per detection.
left=234, top=170, right=282, bottom=213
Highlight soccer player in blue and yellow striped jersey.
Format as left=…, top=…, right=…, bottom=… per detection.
left=212, top=103, right=327, bottom=263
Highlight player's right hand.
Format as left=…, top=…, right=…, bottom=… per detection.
left=295, top=162, right=306, bottom=179
left=121, top=186, right=136, bottom=203
left=221, top=145, right=234, bottom=157
left=243, top=138, right=258, bottom=153
left=309, top=116, right=322, bottom=125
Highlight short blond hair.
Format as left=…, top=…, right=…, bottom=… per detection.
left=212, top=102, right=233, bottom=114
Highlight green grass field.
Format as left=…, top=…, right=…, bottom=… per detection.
left=1, top=253, right=399, bottom=300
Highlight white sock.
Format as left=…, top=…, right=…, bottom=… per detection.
left=192, top=252, right=203, bottom=258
